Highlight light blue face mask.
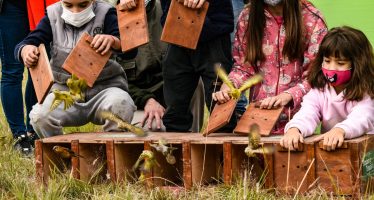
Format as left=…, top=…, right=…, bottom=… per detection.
left=264, top=0, right=283, bottom=6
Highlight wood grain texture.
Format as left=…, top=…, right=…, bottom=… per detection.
left=182, top=141, right=192, bottom=189
left=161, top=0, right=209, bottom=49
left=234, top=103, right=284, bottom=136
left=29, top=43, right=54, bottom=103
left=204, top=99, right=238, bottom=136
left=223, top=142, right=232, bottom=185
left=62, top=32, right=111, bottom=87
left=106, top=140, right=116, bottom=182
left=71, top=140, right=80, bottom=179
left=35, top=140, right=44, bottom=183
left=117, top=0, right=149, bottom=52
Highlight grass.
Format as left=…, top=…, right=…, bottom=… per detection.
left=0, top=69, right=373, bottom=199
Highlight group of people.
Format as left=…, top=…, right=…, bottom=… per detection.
left=1, top=0, right=373, bottom=155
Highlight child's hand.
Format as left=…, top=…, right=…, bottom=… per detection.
left=280, top=127, right=304, bottom=150
left=21, top=45, right=40, bottom=67
left=316, top=127, right=345, bottom=151
left=212, top=83, right=231, bottom=104
left=178, top=0, right=206, bottom=9
left=119, top=0, right=136, bottom=11
left=91, top=34, right=120, bottom=55
left=260, top=92, right=292, bottom=109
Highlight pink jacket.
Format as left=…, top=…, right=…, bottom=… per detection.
left=285, top=85, right=374, bottom=139
left=228, top=2, right=328, bottom=132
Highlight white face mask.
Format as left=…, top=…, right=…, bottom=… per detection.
left=61, top=1, right=95, bottom=28
left=264, top=0, right=283, bottom=6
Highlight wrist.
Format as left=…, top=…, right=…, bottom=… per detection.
left=110, top=35, right=120, bottom=50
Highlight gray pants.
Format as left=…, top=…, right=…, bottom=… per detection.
left=30, top=87, right=136, bottom=138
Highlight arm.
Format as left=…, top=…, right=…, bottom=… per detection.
left=14, top=15, right=53, bottom=64
left=284, top=88, right=322, bottom=138
left=284, top=14, right=328, bottom=109
left=228, top=10, right=256, bottom=89
left=334, top=96, right=374, bottom=139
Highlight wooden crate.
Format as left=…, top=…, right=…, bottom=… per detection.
left=315, top=135, right=374, bottom=196
left=224, top=135, right=316, bottom=194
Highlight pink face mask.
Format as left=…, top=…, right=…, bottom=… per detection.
left=322, top=68, right=352, bottom=86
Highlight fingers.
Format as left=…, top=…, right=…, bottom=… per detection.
left=196, top=0, right=205, bottom=8
left=119, top=0, right=136, bottom=10
left=182, top=0, right=203, bottom=9
left=260, top=97, right=276, bottom=109
left=91, top=35, right=112, bottom=55
left=212, top=91, right=231, bottom=104
left=140, top=113, right=149, bottom=128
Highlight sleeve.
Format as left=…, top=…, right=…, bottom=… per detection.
left=284, top=88, right=322, bottom=137
left=228, top=10, right=257, bottom=88
left=128, top=84, right=157, bottom=109
left=103, top=7, right=137, bottom=59
left=14, top=15, right=53, bottom=63
left=334, top=96, right=374, bottom=139
left=284, top=14, right=328, bottom=109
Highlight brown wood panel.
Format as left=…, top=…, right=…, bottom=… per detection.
left=204, top=99, right=238, bottom=136
left=106, top=140, right=116, bottom=182
left=62, top=32, right=112, bottom=87
left=160, top=0, right=209, bottom=49
left=35, top=140, right=44, bottom=183
left=114, top=143, right=143, bottom=183
left=223, top=142, right=232, bottom=185
left=117, top=0, right=149, bottom=52
left=183, top=142, right=192, bottom=189
left=71, top=140, right=80, bottom=179
left=29, top=43, right=54, bottom=103
left=234, top=103, right=284, bottom=136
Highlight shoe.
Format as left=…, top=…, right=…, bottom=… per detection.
left=27, top=132, right=39, bottom=148
left=14, top=134, right=32, bottom=155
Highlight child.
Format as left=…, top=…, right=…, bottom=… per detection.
left=15, top=0, right=137, bottom=138
left=280, top=26, right=374, bottom=151
left=212, top=0, right=327, bottom=134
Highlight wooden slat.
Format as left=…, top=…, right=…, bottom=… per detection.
left=160, top=0, right=209, bottom=49
left=117, top=0, right=149, bottom=52
left=71, top=140, right=80, bottom=179
left=183, top=141, right=192, bottom=189
left=35, top=140, right=44, bottom=183
left=203, top=99, right=238, bottom=136
left=234, top=103, right=284, bottom=136
left=29, top=43, right=54, bottom=103
left=223, top=142, right=232, bottom=185
left=62, top=32, right=112, bottom=87
left=106, top=140, right=116, bottom=182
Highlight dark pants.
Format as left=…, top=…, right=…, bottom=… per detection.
left=0, top=1, right=37, bottom=137
left=162, top=35, right=233, bottom=132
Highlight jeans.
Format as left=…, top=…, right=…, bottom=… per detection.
left=231, top=0, right=245, bottom=41
left=162, top=35, right=233, bottom=132
left=0, top=1, right=37, bottom=138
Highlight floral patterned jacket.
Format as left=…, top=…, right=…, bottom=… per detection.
left=228, top=1, right=328, bottom=133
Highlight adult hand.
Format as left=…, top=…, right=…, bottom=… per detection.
left=280, top=127, right=304, bottom=150
left=141, top=98, right=165, bottom=129
left=178, top=0, right=205, bottom=9
left=212, top=83, right=231, bottom=104
left=21, top=45, right=39, bottom=67
left=315, top=127, right=345, bottom=151
left=260, top=92, right=292, bottom=109
left=91, top=34, right=119, bottom=55
left=119, top=0, right=136, bottom=11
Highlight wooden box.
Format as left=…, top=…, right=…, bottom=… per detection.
left=315, top=135, right=374, bottom=197
left=224, top=135, right=316, bottom=194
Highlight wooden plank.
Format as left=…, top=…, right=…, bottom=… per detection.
left=223, top=142, right=232, bottom=185
left=117, top=0, right=149, bottom=52
left=160, top=0, right=209, bottom=49
left=203, top=99, right=238, bottom=136
left=71, top=140, right=80, bottom=179
left=234, top=103, right=284, bottom=136
left=35, top=140, right=44, bottom=183
left=183, top=141, right=192, bottom=189
left=106, top=140, right=116, bottom=182
left=29, top=43, right=54, bottom=103
left=62, top=32, right=112, bottom=87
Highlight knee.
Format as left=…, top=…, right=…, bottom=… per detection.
left=29, top=104, right=51, bottom=138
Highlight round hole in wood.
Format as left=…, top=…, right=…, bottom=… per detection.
left=282, top=165, right=285, bottom=168
left=339, top=169, right=343, bottom=172
left=177, top=16, right=181, bottom=20
left=296, top=165, right=300, bottom=168
left=136, top=22, right=139, bottom=25
left=78, top=54, right=81, bottom=57
left=323, top=168, right=327, bottom=171
left=90, top=62, right=93, bottom=66
left=191, top=21, right=194, bottom=24
left=126, top=26, right=129, bottom=29
left=264, top=118, right=268, bottom=121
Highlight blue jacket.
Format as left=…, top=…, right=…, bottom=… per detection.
left=160, top=0, right=234, bottom=42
